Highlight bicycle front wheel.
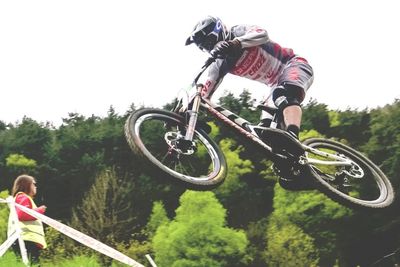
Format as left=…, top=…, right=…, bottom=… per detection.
left=124, top=108, right=227, bottom=188
left=303, top=138, right=395, bottom=209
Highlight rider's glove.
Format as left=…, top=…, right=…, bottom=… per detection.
left=210, top=39, right=242, bottom=58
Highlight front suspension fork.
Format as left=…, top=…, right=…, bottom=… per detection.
left=184, top=86, right=202, bottom=141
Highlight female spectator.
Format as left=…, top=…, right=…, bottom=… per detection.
left=7, top=174, right=47, bottom=265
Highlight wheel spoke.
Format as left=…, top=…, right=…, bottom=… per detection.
left=125, top=109, right=226, bottom=187
left=303, top=138, right=394, bottom=208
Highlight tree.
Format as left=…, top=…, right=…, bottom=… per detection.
left=0, top=118, right=52, bottom=192
left=146, top=201, right=169, bottom=240
left=153, top=190, right=249, bottom=267
left=218, top=91, right=242, bottom=115
left=0, top=190, right=10, bottom=243
left=238, top=90, right=260, bottom=123
left=239, top=89, right=255, bottom=110
left=6, top=153, right=37, bottom=173
left=269, top=184, right=352, bottom=266
left=329, top=108, right=371, bottom=148
left=48, top=112, right=132, bottom=219
left=214, top=138, right=274, bottom=227
left=71, top=169, right=136, bottom=246
left=0, top=120, right=6, bottom=132
left=215, top=139, right=254, bottom=199
left=264, top=214, right=319, bottom=267
left=218, top=90, right=260, bottom=124
left=2, top=154, right=38, bottom=196
left=302, top=99, right=330, bottom=135
left=0, top=117, right=53, bottom=163
left=364, top=100, right=400, bottom=183
left=358, top=100, right=400, bottom=265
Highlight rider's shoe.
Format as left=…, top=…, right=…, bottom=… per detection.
left=261, top=128, right=304, bottom=157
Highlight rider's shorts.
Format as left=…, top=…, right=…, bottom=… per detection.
left=276, top=57, right=314, bottom=102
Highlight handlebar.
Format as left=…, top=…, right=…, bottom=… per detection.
left=192, top=57, right=216, bottom=87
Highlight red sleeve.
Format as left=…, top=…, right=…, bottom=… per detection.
left=14, top=194, right=45, bottom=221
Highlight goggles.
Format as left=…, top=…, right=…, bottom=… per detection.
left=191, top=20, right=223, bottom=52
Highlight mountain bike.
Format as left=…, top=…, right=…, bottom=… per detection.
left=124, top=57, right=395, bottom=209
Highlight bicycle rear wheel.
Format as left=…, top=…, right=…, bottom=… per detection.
left=125, top=108, right=227, bottom=189
left=303, top=138, right=395, bottom=209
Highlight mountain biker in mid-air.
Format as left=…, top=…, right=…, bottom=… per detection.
left=124, top=16, right=394, bottom=206
left=185, top=15, right=314, bottom=154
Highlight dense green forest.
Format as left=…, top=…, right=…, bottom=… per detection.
left=0, top=91, right=399, bottom=266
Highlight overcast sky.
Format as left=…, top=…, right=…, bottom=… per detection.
left=1, top=0, right=399, bottom=126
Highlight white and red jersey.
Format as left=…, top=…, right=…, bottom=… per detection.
left=201, top=24, right=312, bottom=99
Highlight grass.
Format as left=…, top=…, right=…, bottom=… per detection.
left=0, top=252, right=103, bottom=267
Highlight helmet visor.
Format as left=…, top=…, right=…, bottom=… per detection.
left=192, top=21, right=223, bottom=52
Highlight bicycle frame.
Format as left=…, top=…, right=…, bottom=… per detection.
left=179, top=57, right=354, bottom=168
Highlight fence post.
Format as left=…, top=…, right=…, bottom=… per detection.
left=145, top=254, right=158, bottom=267
left=6, top=196, right=29, bottom=266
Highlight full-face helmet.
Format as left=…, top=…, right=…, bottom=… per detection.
left=185, top=16, right=229, bottom=52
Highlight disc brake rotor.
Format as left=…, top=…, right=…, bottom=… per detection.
left=165, top=132, right=196, bottom=155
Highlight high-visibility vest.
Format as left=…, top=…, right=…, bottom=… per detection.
left=7, top=192, right=47, bottom=249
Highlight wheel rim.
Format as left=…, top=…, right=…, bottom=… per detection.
left=134, top=113, right=222, bottom=183
left=306, top=142, right=388, bottom=205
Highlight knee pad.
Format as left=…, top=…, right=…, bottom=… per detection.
left=272, top=85, right=302, bottom=110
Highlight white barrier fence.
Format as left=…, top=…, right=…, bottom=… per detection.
left=0, top=197, right=30, bottom=265
left=0, top=197, right=155, bottom=266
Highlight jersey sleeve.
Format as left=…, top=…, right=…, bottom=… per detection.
left=232, top=25, right=269, bottom=48
left=201, top=58, right=228, bottom=99
left=15, top=194, right=44, bottom=221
